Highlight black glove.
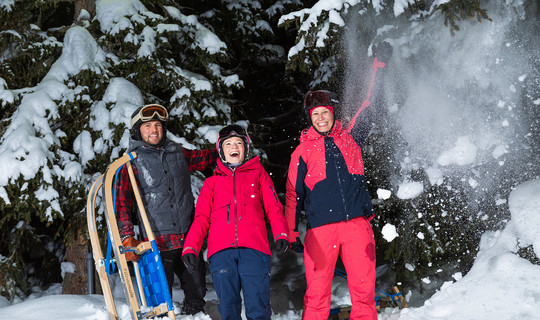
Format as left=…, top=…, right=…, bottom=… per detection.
left=291, top=238, right=304, bottom=253
left=182, top=253, right=197, bottom=270
left=275, top=239, right=290, bottom=258
left=373, top=41, right=393, bottom=63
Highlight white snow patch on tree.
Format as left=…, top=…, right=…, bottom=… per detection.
left=73, top=130, right=95, bottom=165
left=60, top=262, right=75, bottom=279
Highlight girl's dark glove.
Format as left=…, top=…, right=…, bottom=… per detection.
left=275, top=239, right=290, bottom=258
left=182, top=253, right=197, bottom=270
left=291, top=238, right=304, bottom=253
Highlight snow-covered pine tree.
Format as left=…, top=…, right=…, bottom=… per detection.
left=0, top=0, right=68, bottom=300
left=0, top=0, right=241, bottom=299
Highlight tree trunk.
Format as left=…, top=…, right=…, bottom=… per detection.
left=62, top=225, right=89, bottom=294
left=74, top=0, right=96, bottom=20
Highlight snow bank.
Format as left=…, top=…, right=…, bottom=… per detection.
left=392, top=178, right=540, bottom=320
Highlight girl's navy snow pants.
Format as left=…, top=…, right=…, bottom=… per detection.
left=208, top=247, right=271, bottom=320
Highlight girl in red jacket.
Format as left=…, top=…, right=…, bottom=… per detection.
left=182, top=124, right=290, bottom=320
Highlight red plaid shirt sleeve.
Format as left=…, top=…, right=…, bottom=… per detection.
left=154, top=234, right=185, bottom=251
left=115, top=164, right=138, bottom=240
left=183, top=147, right=218, bottom=172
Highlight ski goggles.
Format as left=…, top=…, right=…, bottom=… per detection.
left=130, top=104, right=169, bottom=127
left=217, top=124, right=249, bottom=142
left=217, top=124, right=251, bottom=155
left=303, top=90, right=339, bottom=110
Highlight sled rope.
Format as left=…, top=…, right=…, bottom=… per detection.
left=375, top=287, right=403, bottom=301
left=105, top=235, right=117, bottom=275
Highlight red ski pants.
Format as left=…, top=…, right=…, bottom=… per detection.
left=302, top=217, right=377, bottom=320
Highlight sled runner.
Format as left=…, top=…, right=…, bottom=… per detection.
left=86, top=152, right=175, bottom=320
left=87, top=174, right=118, bottom=320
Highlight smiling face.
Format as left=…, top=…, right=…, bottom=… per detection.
left=222, top=136, right=245, bottom=164
left=310, top=106, right=334, bottom=133
left=139, top=120, right=163, bottom=145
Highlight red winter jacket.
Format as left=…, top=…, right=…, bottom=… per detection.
left=285, top=120, right=374, bottom=239
left=183, top=157, right=290, bottom=259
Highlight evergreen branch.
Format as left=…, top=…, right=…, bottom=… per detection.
left=437, top=0, right=491, bottom=37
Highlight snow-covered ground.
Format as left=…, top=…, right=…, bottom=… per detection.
left=1, top=0, right=538, bottom=319
left=1, top=177, right=539, bottom=320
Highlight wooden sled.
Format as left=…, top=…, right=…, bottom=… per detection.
left=376, top=286, right=408, bottom=310
left=86, top=152, right=176, bottom=320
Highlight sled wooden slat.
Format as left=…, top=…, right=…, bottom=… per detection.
left=393, top=286, right=408, bottom=308
left=86, top=174, right=119, bottom=320
left=103, top=153, right=142, bottom=320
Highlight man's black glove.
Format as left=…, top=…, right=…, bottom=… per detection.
left=275, top=239, right=290, bottom=258
left=373, top=41, right=393, bottom=63
left=291, top=238, right=304, bottom=253
left=182, top=253, right=197, bottom=270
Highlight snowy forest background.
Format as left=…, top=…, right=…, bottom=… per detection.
left=0, top=0, right=539, bottom=313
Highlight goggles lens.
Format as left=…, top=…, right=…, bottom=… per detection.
left=218, top=124, right=247, bottom=140
left=131, top=104, right=168, bottom=127
left=304, top=90, right=338, bottom=110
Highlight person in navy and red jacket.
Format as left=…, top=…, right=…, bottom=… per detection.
left=285, top=42, right=392, bottom=320
left=182, top=124, right=290, bottom=320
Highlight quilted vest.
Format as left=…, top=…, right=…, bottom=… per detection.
left=129, top=138, right=193, bottom=237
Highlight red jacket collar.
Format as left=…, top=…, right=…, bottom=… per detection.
left=300, top=120, right=343, bottom=143
left=214, top=156, right=260, bottom=176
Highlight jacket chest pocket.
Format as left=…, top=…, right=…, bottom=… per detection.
left=211, top=203, right=231, bottom=224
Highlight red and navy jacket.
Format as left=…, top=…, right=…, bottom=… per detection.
left=182, top=157, right=290, bottom=259
left=285, top=119, right=374, bottom=239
